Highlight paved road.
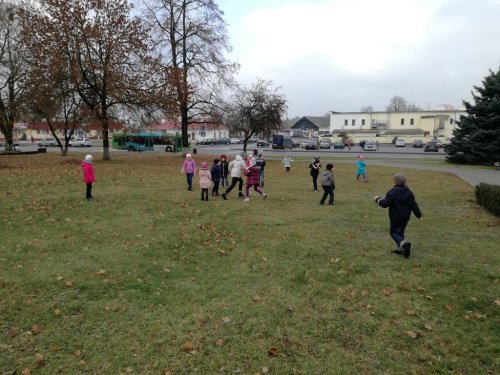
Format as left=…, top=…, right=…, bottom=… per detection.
left=9, top=142, right=499, bottom=187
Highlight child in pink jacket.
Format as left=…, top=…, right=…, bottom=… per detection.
left=243, top=157, right=267, bottom=202
left=181, top=153, right=196, bottom=191
left=81, top=154, right=96, bottom=201
left=199, top=161, right=212, bottom=201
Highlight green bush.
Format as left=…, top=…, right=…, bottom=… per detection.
left=475, top=183, right=500, bottom=216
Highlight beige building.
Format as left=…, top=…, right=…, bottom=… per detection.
left=329, top=109, right=465, bottom=144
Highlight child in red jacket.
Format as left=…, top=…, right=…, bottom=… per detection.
left=81, top=154, right=96, bottom=201
left=243, top=157, right=267, bottom=202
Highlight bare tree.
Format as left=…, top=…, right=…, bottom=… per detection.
left=0, top=1, right=28, bottom=151
left=224, top=79, right=287, bottom=153
left=386, top=96, right=421, bottom=112
left=141, top=0, right=239, bottom=148
left=360, top=105, right=374, bottom=112
left=21, top=0, right=156, bottom=160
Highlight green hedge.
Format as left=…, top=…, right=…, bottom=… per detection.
left=475, top=183, right=500, bottom=216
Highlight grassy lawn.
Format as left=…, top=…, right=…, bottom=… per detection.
left=0, top=153, right=498, bottom=375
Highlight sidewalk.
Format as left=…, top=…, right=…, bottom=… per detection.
left=336, top=160, right=500, bottom=187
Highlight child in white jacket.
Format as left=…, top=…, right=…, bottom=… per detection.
left=222, top=154, right=246, bottom=200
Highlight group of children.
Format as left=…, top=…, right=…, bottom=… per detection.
left=81, top=151, right=422, bottom=258
left=181, top=153, right=267, bottom=202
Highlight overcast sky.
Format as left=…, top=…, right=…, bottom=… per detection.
left=217, top=0, right=500, bottom=118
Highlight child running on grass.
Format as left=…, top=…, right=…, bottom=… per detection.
left=374, top=173, right=422, bottom=258
left=81, top=154, right=95, bottom=201
left=210, top=158, right=221, bottom=196
left=199, top=162, right=212, bottom=201
left=320, top=163, right=335, bottom=206
left=282, top=154, right=293, bottom=174
left=356, top=154, right=367, bottom=182
left=243, top=157, right=267, bottom=202
left=222, top=154, right=246, bottom=200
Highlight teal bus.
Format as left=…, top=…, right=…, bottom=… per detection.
left=112, top=132, right=183, bottom=152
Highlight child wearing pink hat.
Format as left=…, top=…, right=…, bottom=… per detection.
left=199, top=161, right=212, bottom=201
left=356, top=154, right=367, bottom=182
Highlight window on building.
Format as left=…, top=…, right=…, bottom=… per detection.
left=344, top=119, right=348, bottom=126
left=401, top=118, right=405, bottom=125
left=410, top=118, right=414, bottom=125
left=361, top=119, right=365, bottom=126
left=352, top=119, right=355, bottom=126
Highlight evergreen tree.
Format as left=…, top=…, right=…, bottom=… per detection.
left=446, top=67, right=500, bottom=165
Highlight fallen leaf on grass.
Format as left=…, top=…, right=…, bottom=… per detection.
left=64, top=279, right=73, bottom=287
left=56, top=275, right=64, bottom=281
left=96, top=269, right=107, bottom=276
left=382, top=288, right=392, bottom=297
left=446, top=305, right=454, bottom=312
left=253, top=295, right=262, bottom=302
left=53, top=309, right=61, bottom=316
left=74, top=349, right=82, bottom=357
left=22, top=369, right=32, bottom=375
left=417, top=287, right=426, bottom=292
left=104, top=305, right=120, bottom=312
left=268, top=347, right=278, bottom=356
left=425, top=295, right=434, bottom=300
left=182, top=341, right=193, bottom=352
left=221, top=316, right=231, bottom=323
left=422, top=322, right=433, bottom=331
left=34, top=353, right=44, bottom=366
left=405, top=331, right=419, bottom=339
left=6, top=330, right=18, bottom=338
left=31, top=325, right=42, bottom=335
left=495, top=299, right=500, bottom=306
left=261, top=366, right=270, bottom=373
left=474, top=312, right=486, bottom=319
left=405, top=310, right=414, bottom=316
left=215, top=339, right=225, bottom=347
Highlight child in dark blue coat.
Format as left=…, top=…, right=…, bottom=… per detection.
left=374, top=173, right=422, bottom=258
left=211, top=158, right=221, bottom=196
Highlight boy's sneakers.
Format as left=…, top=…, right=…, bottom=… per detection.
left=392, top=249, right=403, bottom=255
left=222, top=193, right=227, bottom=200
left=401, top=241, right=411, bottom=258
left=243, top=197, right=250, bottom=202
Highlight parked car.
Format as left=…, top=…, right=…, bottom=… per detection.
left=412, top=139, right=424, bottom=148
left=196, top=138, right=215, bottom=145
left=424, top=141, right=439, bottom=152
left=303, top=140, right=318, bottom=150
left=395, top=138, right=406, bottom=147
left=38, top=138, right=59, bottom=147
left=256, top=140, right=268, bottom=147
left=69, top=138, right=92, bottom=147
left=333, top=140, right=345, bottom=149
left=229, top=138, right=241, bottom=144
left=363, top=140, right=378, bottom=151
left=216, top=138, right=231, bottom=145
left=319, top=139, right=332, bottom=149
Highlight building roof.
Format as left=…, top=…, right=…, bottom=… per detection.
left=291, top=116, right=330, bottom=130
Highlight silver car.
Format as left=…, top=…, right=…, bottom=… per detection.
left=38, top=138, right=59, bottom=147
left=363, top=140, right=378, bottom=151
left=69, top=138, right=92, bottom=147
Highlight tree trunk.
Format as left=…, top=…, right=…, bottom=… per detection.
left=2, top=125, right=15, bottom=151
left=181, top=108, right=189, bottom=148
left=102, top=117, right=110, bottom=160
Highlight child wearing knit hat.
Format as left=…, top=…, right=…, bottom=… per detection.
left=181, top=153, right=196, bottom=191
left=81, top=154, right=95, bottom=201
left=374, top=173, right=423, bottom=258
left=199, top=161, right=212, bottom=201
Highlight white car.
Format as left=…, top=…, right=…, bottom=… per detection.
left=69, top=138, right=92, bottom=147
left=395, top=138, right=406, bottom=147
left=363, top=140, right=378, bottom=151
left=38, top=138, right=59, bottom=147
left=229, top=138, right=241, bottom=144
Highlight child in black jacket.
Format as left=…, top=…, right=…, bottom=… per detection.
left=374, top=173, right=422, bottom=258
